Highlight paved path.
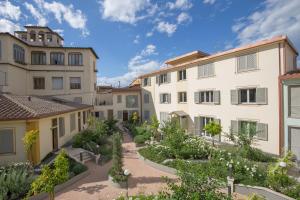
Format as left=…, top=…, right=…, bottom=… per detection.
left=52, top=127, right=176, bottom=200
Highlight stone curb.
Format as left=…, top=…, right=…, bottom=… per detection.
left=137, top=151, right=177, bottom=175
left=29, top=170, right=90, bottom=200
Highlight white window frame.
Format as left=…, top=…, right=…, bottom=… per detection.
left=70, top=77, right=81, bottom=89
left=237, top=52, right=258, bottom=72
left=52, top=77, right=63, bottom=90
left=178, top=69, right=186, bottom=81
left=178, top=92, right=187, bottom=103
left=239, top=88, right=256, bottom=104
left=161, top=93, right=169, bottom=103
left=200, top=91, right=214, bottom=103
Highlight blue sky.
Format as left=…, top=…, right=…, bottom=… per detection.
left=1, top=0, right=299, bottom=86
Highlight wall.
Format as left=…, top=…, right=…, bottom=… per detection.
left=0, top=121, right=27, bottom=165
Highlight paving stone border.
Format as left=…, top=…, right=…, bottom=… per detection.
left=138, top=151, right=295, bottom=200
left=29, top=170, right=90, bottom=200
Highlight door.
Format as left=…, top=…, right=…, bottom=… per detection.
left=78, top=112, right=81, bottom=131
left=51, top=118, right=58, bottom=151
left=108, top=109, right=113, bottom=120
left=289, top=127, right=300, bottom=160
left=123, top=110, right=128, bottom=121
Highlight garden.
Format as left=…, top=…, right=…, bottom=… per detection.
left=126, top=117, right=300, bottom=199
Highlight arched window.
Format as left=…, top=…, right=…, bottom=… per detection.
left=30, top=31, right=36, bottom=42
left=38, top=31, right=44, bottom=42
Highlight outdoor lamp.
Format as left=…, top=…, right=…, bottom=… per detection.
left=279, top=161, right=287, bottom=168
left=124, top=169, right=131, bottom=176
left=124, top=169, right=131, bottom=199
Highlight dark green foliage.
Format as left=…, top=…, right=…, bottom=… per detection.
left=68, top=158, right=87, bottom=176
left=126, top=122, right=152, bottom=145
left=104, top=119, right=118, bottom=134
left=239, top=146, right=276, bottom=163
left=138, top=145, right=172, bottom=163
left=134, top=134, right=148, bottom=144
left=109, top=132, right=127, bottom=183
left=0, top=162, right=34, bottom=200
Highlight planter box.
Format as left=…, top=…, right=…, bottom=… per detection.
left=29, top=170, right=90, bottom=200
left=108, top=175, right=127, bottom=188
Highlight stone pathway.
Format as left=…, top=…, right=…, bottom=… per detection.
left=51, top=127, right=176, bottom=200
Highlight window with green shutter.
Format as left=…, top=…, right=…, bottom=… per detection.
left=198, top=63, right=214, bottom=78
left=237, top=53, right=257, bottom=72
left=59, top=117, right=65, bottom=137
left=0, top=128, right=15, bottom=154
left=289, top=86, right=300, bottom=118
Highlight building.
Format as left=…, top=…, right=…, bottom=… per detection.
left=0, top=94, right=92, bottom=165
left=0, top=26, right=98, bottom=105
left=280, top=71, right=300, bottom=159
left=94, top=82, right=142, bottom=121
left=139, top=35, right=298, bottom=155
left=0, top=26, right=98, bottom=165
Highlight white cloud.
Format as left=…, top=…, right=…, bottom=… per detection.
left=156, top=21, right=177, bottom=37
left=232, top=0, right=300, bottom=50
left=53, top=29, right=64, bottom=36
left=32, top=0, right=89, bottom=36
left=99, top=0, right=152, bottom=24
left=0, top=1, right=21, bottom=21
left=177, top=12, right=192, bottom=24
left=98, top=44, right=160, bottom=87
left=133, top=35, right=140, bottom=44
left=203, top=0, right=216, bottom=5
left=0, top=19, right=21, bottom=33
left=167, top=0, right=193, bottom=10
left=24, top=2, right=47, bottom=26
left=146, top=31, right=153, bottom=37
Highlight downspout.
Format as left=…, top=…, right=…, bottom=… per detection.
left=139, top=87, right=143, bottom=123
left=278, top=42, right=284, bottom=156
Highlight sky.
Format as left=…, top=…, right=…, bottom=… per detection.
left=0, top=0, right=299, bottom=87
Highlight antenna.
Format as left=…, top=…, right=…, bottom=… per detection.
left=118, top=81, right=121, bottom=88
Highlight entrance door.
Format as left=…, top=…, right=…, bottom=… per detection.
left=108, top=109, right=113, bottom=120
left=123, top=110, right=128, bottom=121
left=78, top=112, right=81, bottom=132
left=51, top=118, right=58, bottom=151
left=289, top=127, right=300, bottom=160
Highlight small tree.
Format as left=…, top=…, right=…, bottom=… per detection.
left=203, top=121, right=222, bottom=146
left=23, top=130, right=39, bottom=164
left=150, top=115, right=160, bottom=140
left=29, top=150, right=69, bottom=200
left=129, top=112, right=140, bottom=125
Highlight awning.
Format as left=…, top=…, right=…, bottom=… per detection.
left=170, top=111, right=189, bottom=117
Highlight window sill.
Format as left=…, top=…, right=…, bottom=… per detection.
left=198, top=75, right=216, bottom=79
left=178, top=102, right=187, bottom=104
left=0, top=152, right=16, bottom=156
left=198, top=102, right=215, bottom=105
left=177, top=79, right=187, bottom=82
left=236, top=68, right=259, bottom=74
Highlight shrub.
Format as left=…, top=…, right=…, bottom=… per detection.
left=248, top=193, right=266, bottom=200
left=104, top=119, right=118, bottom=134
left=179, top=136, right=213, bottom=159
left=0, top=162, right=34, bottom=200
left=239, top=147, right=276, bottom=163
left=203, top=121, right=222, bottom=146
left=134, top=135, right=147, bottom=144
left=71, top=163, right=87, bottom=175
left=138, top=145, right=172, bottom=163
left=109, top=132, right=127, bottom=183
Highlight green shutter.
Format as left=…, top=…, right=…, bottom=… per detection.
left=256, top=123, right=268, bottom=141
left=194, top=92, right=200, bottom=104
left=213, top=90, right=220, bottom=104
left=194, top=116, right=200, bottom=135
left=168, top=93, right=171, bottom=104
left=231, top=120, right=238, bottom=135
left=167, top=73, right=171, bottom=83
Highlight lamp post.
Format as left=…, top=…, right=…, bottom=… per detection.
left=124, top=169, right=131, bottom=199
left=227, top=160, right=234, bottom=196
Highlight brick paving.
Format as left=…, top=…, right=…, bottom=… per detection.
left=52, top=129, right=176, bottom=200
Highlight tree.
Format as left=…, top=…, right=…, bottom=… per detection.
left=23, top=130, right=39, bottom=164
left=29, top=150, right=69, bottom=200
left=203, top=121, right=222, bottom=146
left=149, top=115, right=160, bottom=140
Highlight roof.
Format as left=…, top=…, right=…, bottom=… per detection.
left=165, top=50, right=209, bottom=65
left=0, top=32, right=99, bottom=59
left=139, top=35, right=298, bottom=78
left=170, top=111, right=188, bottom=117
left=0, top=94, right=92, bottom=121
left=279, top=69, right=300, bottom=80
left=112, top=85, right=141, bottom=93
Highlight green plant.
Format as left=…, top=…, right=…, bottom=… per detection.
left=109, top=132, right=127, bottom=183
left=161, top=119, right=187, bottom=158
left=129, top=111, right=140, bottom=125
left=104, top=119, right=118, bottom=133
left=150, top=115, right=160, bottom=140
left=248, top=193, right=266, bottom=200
left=203, top=121, right=222, bottom=146
left=0, top=162, right=34, bottom=200
left=71, top=163, right=87, bottom=175
left=134, top=135, right=147, bottom=144
left=138, top=145, right=172, bottom=163
left=23, top=129, right=39, bottom=163
left=29, top=150, right=69, bottom=200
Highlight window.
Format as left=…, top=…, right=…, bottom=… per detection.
left=288, top=127, right=300, bottom=155
left=31, top=51, right=46, bottom=65
left=178, top=92, right=187, bottom=103
left=160, top=93, right=171, bottom=104
left=33, top=77, right=45, bottom=89
left=117, top=111, right=123, bottom=119
left=59, top=117, right=65, bottom=137
left=98, top=111, right=105, bottom=120
left=178, top=69, right=186, bottom=81
left=194, top=116, right=220, bottom=139
left=231, top=120, right=268, bottom=141
left=30, top=31, right=36, bottom=42
left=38, top=32, right=44, bottom=42
left=157, top=73, right=170, bottom=85
left=70, top=113, right=76, bottom=132
left=289, top=86, right=300, bottom=118
left=126, top=95, right=138, bottom=108
left=201, top=117, right=214, bottom=137
left=0, top=128, right=15, bottom=154
left=237, top=53, right=257, bottom=72
left=231, top=88, right=267, bottom=105
left=117, top=95, right=122, bottom=103
left=13, top=44, right=25, bottom=64
left=160, top=112, right=169, bottom=123
left=74, top=97, right=82, bottom=103
left=0, top=71, right=7, bottom=86
left=143, top=77, right=151, bottom=86
left=47, top=34, right=52, bottom=42
left=52, top=77, right=63, bottom=90
left=198, top=63, right=214, bottom=78
left=83, top=111, right=86, bottom=124
left=50, top=52, right=64, bottom=65
left=68, top=53, right=83, bottom=66
left=144, top=93, right=150, bottom=104
left=195, top=90, right=220, bottom=104
left=70, top=77, right=81, bottom=89
left=0, top=40, right=1, bottom=60
left=240, top=88, right=256, bottom=103
left=144, top=110, right=150, bottom=121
